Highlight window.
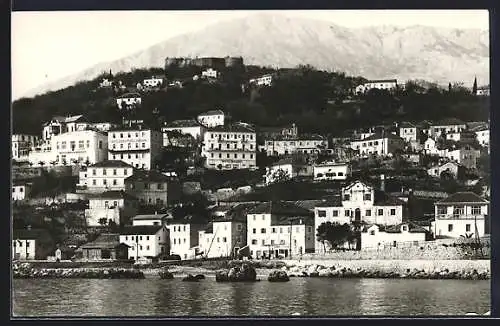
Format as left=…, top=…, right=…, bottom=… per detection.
left=223, top=237, right=227, bottom=243
left=345, top=210, right=350, bottom=217
left=402, top=225, right=408, bottom=232
left=437, top=207, right=446, bottom=215
left=271, top=240, right=275, bottom=245
left=471, top=206, right=481, bottom=215
left=343, top=194, right=350, bottom=201
left=103, top=169, right=107, bottom=175
left=366, top=210, right=371, bottom=216
left=369, top=230, right=375, bottom=235
left=308, top=227, right=312, bottom=233
left=390, top=209, right=396, bottom=216
left=113, top=169, right=117, bottom=175
left=272, top=228, right=276, bottom=233
left=183, top=226, right=186, bottom=231
left=261, top=228, right=266, bottom=234
left=174, top=239, right=176, bottom=244
left=217, top=237, right=220, bottom=243
left=448, top=224, right=453, bottom=232
left=261, top=240, right=265, bottom=245
left=92, top=169, right=96, bottom=176
left=466, top=224, right=471, bottom=232
left=113, top=180, right=117, bottom=185
left=332, top=210, right=338, bottom=217
left=363, top=193, right=371, bottom=201
left=92, top=180, right=96, bottom=185
left=453, top=206, right=464, bottom=217
left=251, top=239, right=257, bottom=245
left=378, top=209, right=383, bottom=216
left=317, top=210, right=326, bottom=217
left=103, top=179, right=107, bottom=185
left=279, top=227, right=283, bottom=233
left=26, top=241, right=30, bottom=248
left=237, top=224, right=242, bottom=231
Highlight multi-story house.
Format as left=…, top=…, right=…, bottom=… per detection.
left=201, top=122, right=257, bottom=170
left=314, top=181, right=404, bottom=253
left=445, top=131, right=477, bottom=143
left=249, top=74, right=273, bottom=87
left=398, top=122, right=421, bottom=150
left=197, top=110, right=225, bottom=128
left=313, top=162, right=350, bottom=181
left=247, top=201, right=315, bottom=259
left=355, top=79, right=398, bottom=94
left=12, top=134, right=40, bottom=161
left=198, top=216, right=246, bottom=259
left=116, top=92, right=142, bottom=110
left=162, top=119, right=205, bottom=144
left=423, top=137, right=440, bottom=156
left=132, top=213, right=170, bottom=226
left=429, top=118, right=467, bottom=138
left=42, top=115, right=88, bottom=140
left=119, top=225, right=170, bottom=260
left=28, top=130, right=108, bottom=167
left=85, top=191, right=139, bottom=226
left=124, top=170, right=181, bottom=207
left=444, top=146, right=481, bottom=169
left=350, top=133, right=405, bottom=157
left=433, top=192, right=489, bottom=238
left=108, top=127, right=162, bottom=170
left=12, top=182, right=32, bottom=201
left=77, top=160, right=135, bottom=193
left=142, top=76, right=164, bottom=88
left=166, top=219, right=205, bottom=260
left=12, top=227, right=54, bottom=260
left=264, top=135, right=327, bottom=156
left=474, top=127, right=490, bottom=148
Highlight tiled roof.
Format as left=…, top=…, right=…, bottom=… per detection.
left=358, top=132, right=403, bottom=142
left=163, top=119, right=201, bottom=128
left=292, top=200, right=325, bottom=211
left=315, top=197, right=342, bottom=208
left=119, top=225, right=164, bottom=235
left=118, top=92, right=141, bottom=99
left=248, top=201, right=313, bottom=216
left=363, top=222, right=427, bottom=234
left=198, top=110, right=224, bottom=116
left=13, top=229, right=51, bottom=240
left=208, top=123, right=255, bottom=133
left=271, top=215, right=314, bottom=226
left=89, top=191, right=138, bottom=200
left=399, top=122, right=416, bottom=128
left=88, top=160, right=134, bottom=168
left=79, top=233, right=122, bottom=249
left=132, top=214, right=167, bottom=220
left=434, top=118, right=466, bottom=126
left=374, top=190, right=405, bottom=206
left=437, top=192, right=488, bottom=204
left=125, top=170, right=172, bottom=183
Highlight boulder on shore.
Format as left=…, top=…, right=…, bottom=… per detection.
left=215, top=263, right=257, bottom=282
left=268, top=270, right=290, bottom=282
left=159, top=270, right=174, bottom=279
left=182, top=274, right=200, bottom=282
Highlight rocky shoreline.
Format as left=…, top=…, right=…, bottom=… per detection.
left=13, top=261, right=490, bottom=280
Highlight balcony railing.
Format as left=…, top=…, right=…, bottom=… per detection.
left=435, top=214, right=485, bottom=220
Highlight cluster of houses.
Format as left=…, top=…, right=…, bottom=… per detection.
left=11, top=72, right=491, bottom=262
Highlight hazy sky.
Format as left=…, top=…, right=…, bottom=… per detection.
left=12, top=10, right=489, bottom=99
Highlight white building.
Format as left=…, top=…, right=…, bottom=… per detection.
left=476, top=86, right=490, bottom=96
left=247, top=201, right=315, bottom=259
left=89, top=122, right=119, bottom=133
left=445, top=146, right=481, bottom=169
left=12, top=182, right=32, bottom=201
left=85, top=191, right=139, bottom=226
left=77, top=160, right=135, bottom=193
left=360, top=223, right=427, bottom=250
left=167, top=220, right=205, bottom=260
left=12, top=228, right=53, bottom=260
left=398, top=122, right=419, bottom=143
left=474, top=127, right=489, bottom=148
left=12, top=134, right=39, bottom=161
left=162, top=119, right=205, bottom=144
left=434, top=192, right=489, bottom=238
left=313, top=162, right=350, bottom=181
left=119, top=225, right=170, bottom=260
left=202, top=122, right=257, bottom=170
left=429, top=119, right=467, bottom=138
left=423, top=137, right=440, bottom=156
left=29, top=130, right=108, bottom=167
left=42, top=115, right=88, bottom=140
left=142, top=76, right=164, bottom=88
left=99, top=78, right=113, bottom=88
left=445, top=131, right=476, bottom=143
left=198, top=218, right=246, bottom=259
left=314, top=181, right=404, bottom=253
left=201, top=68, right=219, bottom=79
left=265, top=159, right=296, bottom=185
left=249, top=74, right=273, bottom=87
left=197, top=110, right=225, bottom=128
left=350, top=133, right=405, bottom=157
left=427, top=161, right=461, bottom=178
left=108, top=128, right=162, bottom=170
left=116, top=93, right=142, bottom=110
left=264, top=135, right=327, bottom=156
left=355, top=79, right=398, bottom=94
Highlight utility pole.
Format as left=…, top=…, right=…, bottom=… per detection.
left=289, top=219, right=293, bottom=259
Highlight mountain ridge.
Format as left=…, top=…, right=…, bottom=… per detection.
left=18, top=13, right=489, bottom=99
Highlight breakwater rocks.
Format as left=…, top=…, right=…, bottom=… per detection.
left=158, top=270, right=174, bottom=279
left=13, top=263, right=145, bottom=279
left=182, top=274, right=205, bottom=282
left=215, top=263, right=257, bottom=282
left=283, top=264, right=490, bottom=280
left=268, top=270, right=290, bottom=282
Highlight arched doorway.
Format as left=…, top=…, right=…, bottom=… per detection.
left=355, top=208, right=361, bottom=223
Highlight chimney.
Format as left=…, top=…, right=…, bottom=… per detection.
left=380, top=174, right=385, bottom=192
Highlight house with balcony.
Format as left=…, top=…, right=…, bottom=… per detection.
left=433, top=192, right=489, bottom=238
left=85, top=191, right=139, bottom=227
left=247, top=201, right=315, bottom=259
left=314, top=181, right=404, bottom=253
left=264, top=135, right=327, bottom=156
left=119, top=225, right=170, bottom=260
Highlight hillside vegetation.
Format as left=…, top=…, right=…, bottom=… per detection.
left=12, top=65, right=489, bottom=136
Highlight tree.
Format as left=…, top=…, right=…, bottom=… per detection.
left=98, top=218, right=108, bottom=227
left=316, top=222, right=352, bottom=251
left=266, top=168, right=290, bottom=184
left=472, top=76, right=478, bottom=95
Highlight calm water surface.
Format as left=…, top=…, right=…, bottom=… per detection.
left=13, top=277, right=490, bottom=317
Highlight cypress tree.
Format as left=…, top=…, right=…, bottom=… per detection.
left=473, top=76, right=478, bottom=95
